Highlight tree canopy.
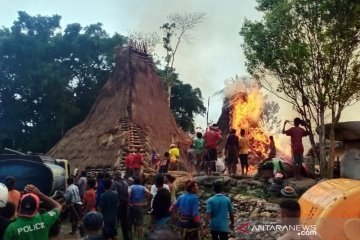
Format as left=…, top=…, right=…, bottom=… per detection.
left=240, top=0, right=360, bottom=177
left=160, top=12, right=206, bottom=106
left=157, top=69, right=206, bottom=132
left=0, top=11, right=205, bottom=152
left=0, top=11, right=126, bottom=152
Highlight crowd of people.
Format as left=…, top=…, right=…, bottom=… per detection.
left=0, top=171, right=314, bottom=240
left=0, top=117, right=312, bottom=239
left=124, top=117, right=310, bottom=180
left=0, top=171, right=181, bottom=240
left=0, top=170, right=233, bottom=240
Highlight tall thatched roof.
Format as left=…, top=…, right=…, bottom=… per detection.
left=48, top=47, right=189, bottom=170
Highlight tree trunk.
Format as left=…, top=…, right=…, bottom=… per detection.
left=166, top=68, right=173, bottom=108
left=327, top=110, right=341, bottom=178
left=327, top=121, right=335, bottom=178
left=167, top=84, right=171, bottom=108
left=307, top=128, right=317, bottom=176
left=319, top=107, right=327, bottom=177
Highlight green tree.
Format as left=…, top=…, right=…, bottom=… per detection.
left=240, top=0, right=360, bottom=177
left=160, top=12, right=206, bottom=106
left=158, top=69, right=206, bottom=132
left=0, top=12, right=126, bottom=152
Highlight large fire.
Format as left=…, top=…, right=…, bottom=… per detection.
left=226, top=79, right=273, bottom=171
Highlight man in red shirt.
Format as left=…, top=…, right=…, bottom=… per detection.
left=124, top=149, right=134, bottom=179
left=82, top=178, right=96, bottom=214
left=203, top=124, right=222, bottom=175
left=132, top=148, right=144, bottom=179
left=80, top=178, right=96, bottom=238
left=282, top=118, right=309, bottom=180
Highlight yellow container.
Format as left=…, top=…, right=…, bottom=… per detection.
left=299, top=178, right=360, bottom=240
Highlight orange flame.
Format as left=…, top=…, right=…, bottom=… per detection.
left=228, top=81, right=270, bottom=168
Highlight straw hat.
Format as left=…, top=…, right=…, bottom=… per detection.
left=281, top=186, right=297, bottom=197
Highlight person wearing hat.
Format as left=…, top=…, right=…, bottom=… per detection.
left=3, top=184, right=62, bottom=240
left=82, top=211, right=104, bottom=240
left=169, top=143, right=180, bottom=171
left=4, top=176, right=21, bottom=215
left=281, top=186, right=297, bottom=197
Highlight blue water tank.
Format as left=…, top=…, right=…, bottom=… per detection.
left=0, top=154, right=66, bottom=196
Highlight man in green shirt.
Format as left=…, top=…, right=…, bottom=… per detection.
left=4, top=184, right=62, bottom=240
left=193, top=132, right=205, bottom=172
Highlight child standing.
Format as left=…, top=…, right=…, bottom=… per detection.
left=151, top=149, right=160, bottom=169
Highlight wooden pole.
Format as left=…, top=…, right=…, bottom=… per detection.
left=206, top=96, right=210, bottom=126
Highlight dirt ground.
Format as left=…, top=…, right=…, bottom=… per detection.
left=50, top=215, right=153, bottom=240
left=49, top=221, right=79, bottom=240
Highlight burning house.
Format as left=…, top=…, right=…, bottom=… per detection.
left=216, top=78, right=288, bottom=173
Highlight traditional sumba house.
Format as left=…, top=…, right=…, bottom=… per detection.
left=48, top=45, right=189, bottom=170
left=216, top=97, right=271, bottom=166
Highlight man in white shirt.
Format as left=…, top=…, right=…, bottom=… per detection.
left=64, top=177, right=83, bottom=235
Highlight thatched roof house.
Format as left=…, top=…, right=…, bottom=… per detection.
left=48, top=47, right=189, bottom=170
